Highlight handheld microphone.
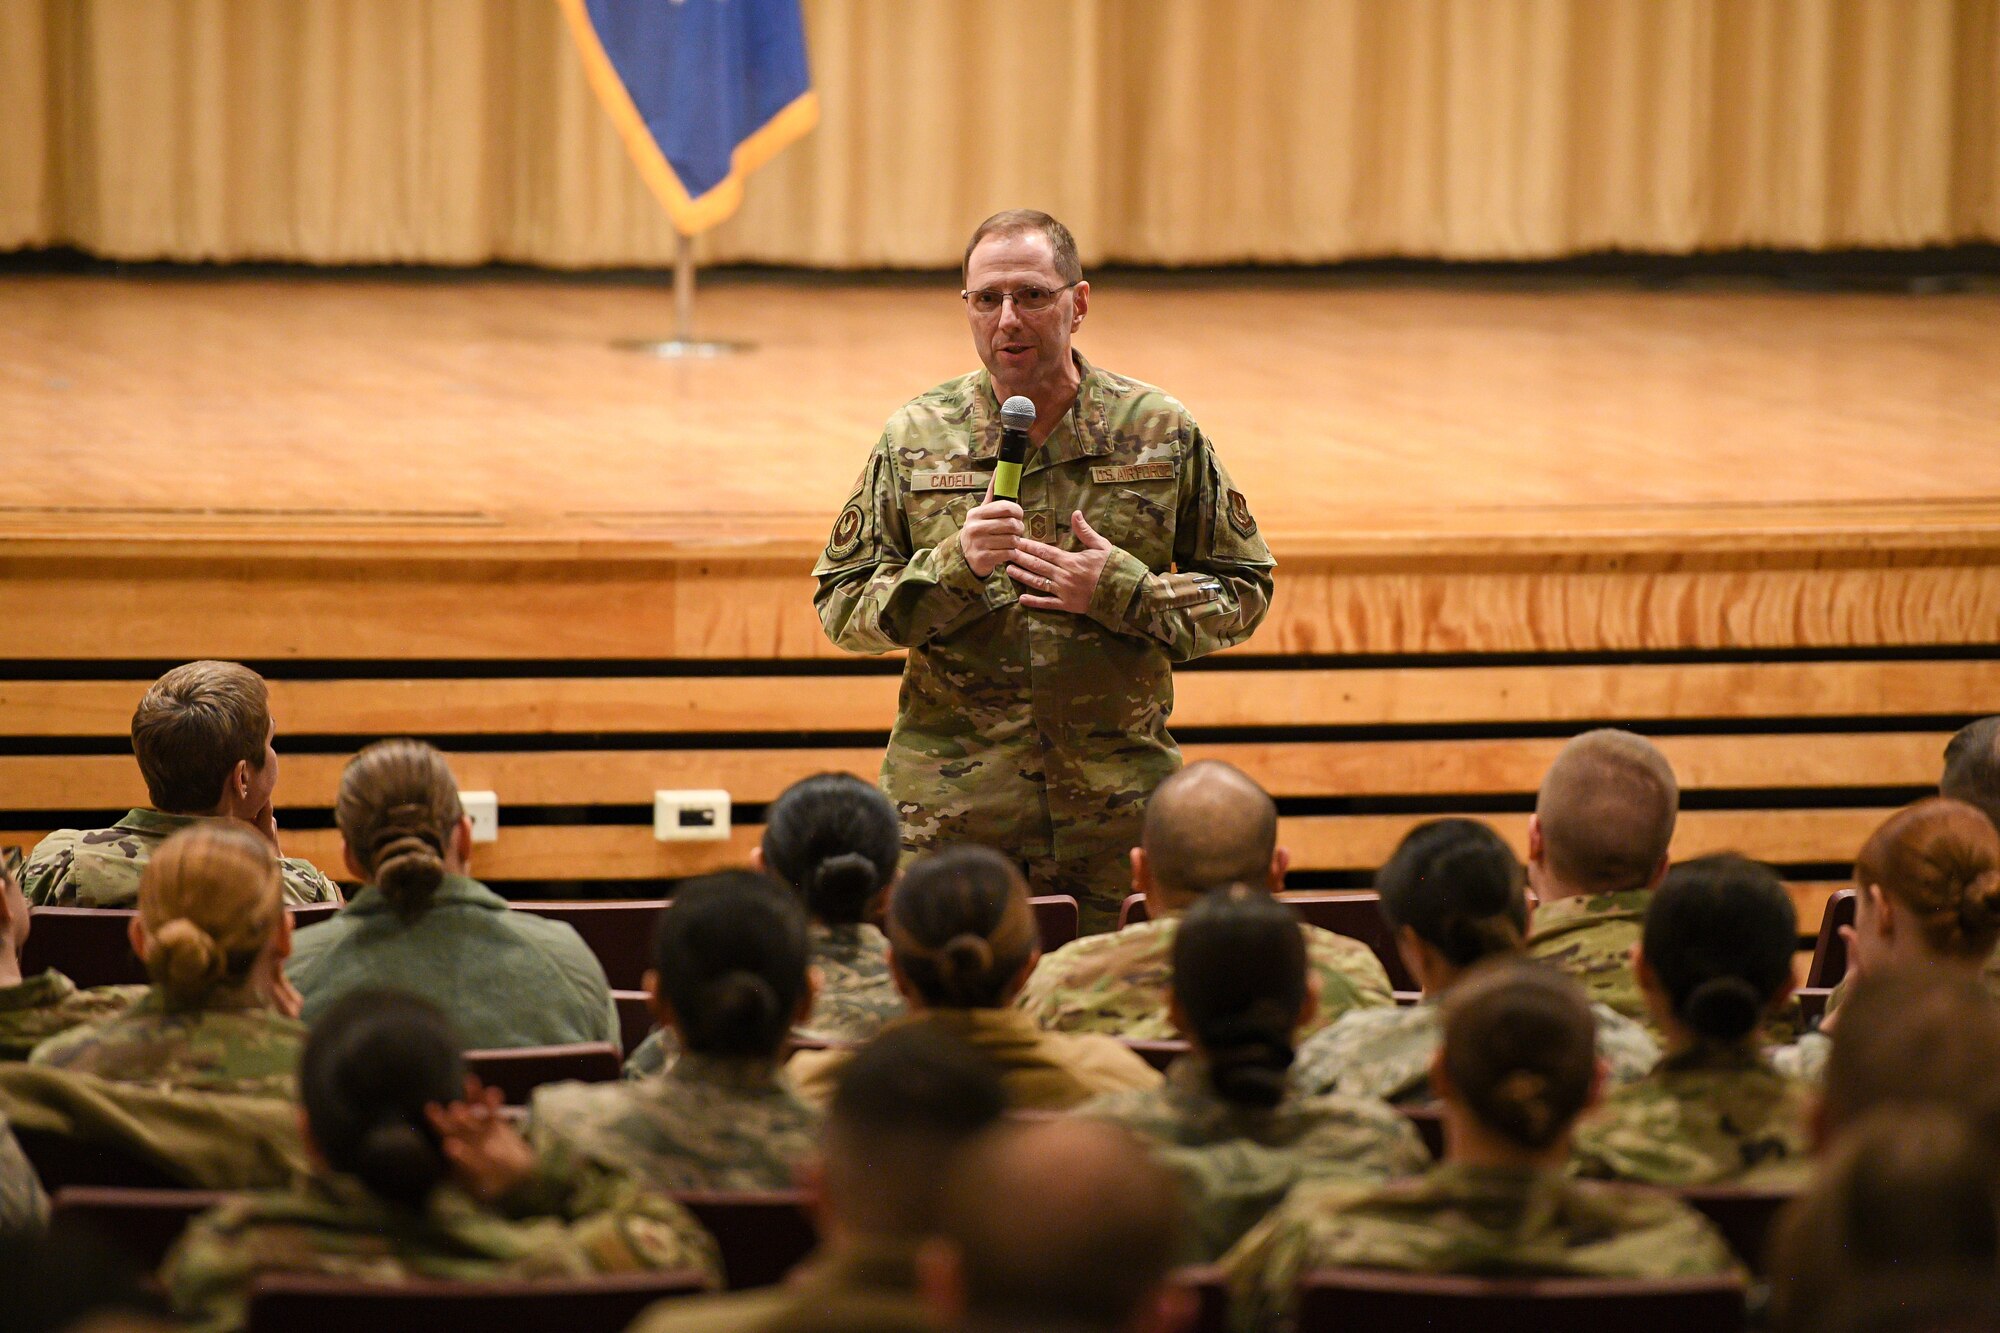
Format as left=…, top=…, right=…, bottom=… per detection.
left=995, top=396, right=1034, bottom=502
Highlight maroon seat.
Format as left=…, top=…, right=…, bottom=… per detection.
left=611, top=989, right=656, bottom=1056
left=1122, top=1038, right=1189, bottom=1073
left=1120, top=891, right=1414, bottom=990
left=245, top=1269, right=711, bottom=1333
left=23, top=903, right=340, bottom=989
left=1805, top=888, right=1857, bottom=989
left=511, top=899, right=665, bottom=992
left=463, top=1042, right=622, bottom=1103
left=1166, top=1264, right=1231, bottom=1333
left=1029, top=895, right=1080, bottom=951
left=673, top=1189, right=818, bottom=1290
left=1295, top=1268, right=1747, bottom=1332
left=1795, top=987, right=1832, bottom=1027
left=50, top=1185, right=231, bottom=1271
left=1398, top=1104, right=1445, bottom=1158
left=1678, top=1184, right=1796, bottom=1276
left=17, top=1126, right=188, bottom=1192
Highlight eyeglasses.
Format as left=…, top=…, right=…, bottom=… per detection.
left=960, top=283, right=1078, bottom=314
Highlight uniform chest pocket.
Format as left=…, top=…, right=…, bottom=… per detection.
left=905, top=491, right=976, bottom=551
left=1114, top=485, right=1176, bottom=570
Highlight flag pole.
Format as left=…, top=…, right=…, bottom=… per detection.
left=619, top=231, right=752, bottom=359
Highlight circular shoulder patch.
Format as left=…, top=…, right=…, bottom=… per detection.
left=826, top=503, right=866, bottom=561
left=1226, top=489, right=1258, bottom=537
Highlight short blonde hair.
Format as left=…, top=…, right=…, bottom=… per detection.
left=131, top=661, right=270, bottom=814
left=138, top=823, right=283, bottom=1006
left=1534, top=729, right=1679, bottom=892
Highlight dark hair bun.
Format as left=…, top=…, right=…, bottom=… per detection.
left=349, top=1118, right=447, bottom=1209
left=809, top=852, right=882, bottom=924
left=1680, top=974, right=1764, bottom=1041
left=694, top=971, right=782, bottom=1050
left=1202, top=1011, right=1294, bottom=1109
left=1958, top=869, right=2000, bottom=934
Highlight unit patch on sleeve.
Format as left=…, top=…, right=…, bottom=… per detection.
left=1226, top=489, right=1258, bottom=537
left=1090, top=462, right=1176, bottom=485
left=825, top=502, right=867, bottom=561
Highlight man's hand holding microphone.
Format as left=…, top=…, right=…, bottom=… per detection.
left=958, top=395, right=1113, bottom=614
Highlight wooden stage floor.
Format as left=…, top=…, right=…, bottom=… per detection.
left=3, top=270, right=1998, bottom=660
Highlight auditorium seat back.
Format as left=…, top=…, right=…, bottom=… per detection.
left=23, top=903, right=340, bottom=989
left=1028, top=894, right=1080, bottom=951
left=49, top=1185, right=230, bottom=1271
left=611, top=989, right=655, bottom=1056
left=1118, top=891, right=1414, bottom=990
left=673, top=1189, right=817, bottom=1289
left=244, top=1270, right=711, bottom=1333
left=511, top=899, right=663, bottom=992
left=17, top=1126, right=187, bottom=1192
left=1295, top=1268, right=1747, bottom=1332
left=1678, top=1184, right=1795, bottom=1275
left=1123, top=1039, right=1189, bottom=1073
left=463, top=1042, right=622, bottom=1103
left=1806, top=888, right=1857, bottom=989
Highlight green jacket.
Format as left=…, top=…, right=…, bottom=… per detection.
left=0, top=1110, right=47, bottom=1234
left=1571, top=1042, right=1814, bottom=1188
left=1526, top=890, right=1652, bottom=1024
left=287, top=876, right=618, bottom=1050
left=163, top=1169, right=722, bottom=1333
left=29, top=987, right=305, bottom=1098
left=1224, top=1162, right=1741, bottom=1331
left=24, top=808, right=340, bottom=907
left=0, top=971, right=148, bottom=1061
left=813, top=354, right=1274, bottom=870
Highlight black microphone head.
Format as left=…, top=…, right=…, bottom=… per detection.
left=1000, top=396, right=1036, bottom=432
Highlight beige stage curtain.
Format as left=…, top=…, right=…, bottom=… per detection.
left=3, top=0, right=1996, bottom=268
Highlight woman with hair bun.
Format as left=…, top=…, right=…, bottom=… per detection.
left=530, top=872, right=822, bottom=1191
left=1295, top=819, right=1658, bottom=1104
left=286, top=739, right=617, bottom=1050
left=789, top=846, right=1159, bottom=1111
left=31, top=822, right=304, bottom=1096
left=1571, top=854, right=1812, bottom=1186
left=162, top=989, right=719, bottom=1333
left=1225, top=960, right=1738, bottom=1329
left=1776, top=798, right=2000, bottom=1084
left=1080, top=887, right=1429, bottom=1261
left=624, top=773, right=905, bottom=1077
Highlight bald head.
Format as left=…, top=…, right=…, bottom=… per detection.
left=932, top=1119, right=1181, bottom=1332
left=1943, top=717, right=2000, bottom=835
left=1533, top=729, right=1679, bottom=897
left=1141, top=761, right=1279, bottom=906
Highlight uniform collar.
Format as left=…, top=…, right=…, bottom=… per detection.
left=1658, top=1040, right=1771, bottom=1075
left=113, top=809, right=208, bottom=837
left=667, top=1050, right=792, bottom=1094
left=0, top=970, right=76, bottom=1012
left=1530, top=889, right=1652, bottom=937
left=969, top=351, right=1116, bottom=471
left=793, top=1234, right=925, bottom=1296
left=341, top=874, right=506, bottom=917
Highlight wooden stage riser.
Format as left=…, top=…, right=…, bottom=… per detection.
left=2, top=553, right=1996, bottom=658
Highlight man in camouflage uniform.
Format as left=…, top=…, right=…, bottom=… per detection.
left=0, top=1111, right=46, bottom=1234
left=0, top=852, right=145, bottom=1060
left=813, top=210, right=1273, bottom=934
left=23, top=661, right=340, bottom=908
left=1523, top=730, right=1680, bottom=1025
left=1017, top=763, right=1393, bottom=1039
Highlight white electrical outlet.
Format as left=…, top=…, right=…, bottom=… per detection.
left=655, top=789, right=731, bottom=841
left=461, top=791, right=500, bottom=844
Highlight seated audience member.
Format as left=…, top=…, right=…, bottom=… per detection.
left=1777, top=799, right=2000, bottom=1084
left=919, top=1119, right=1186, bottom=1333
left=161, top=989, right=719, bottom=1333
left=0, top=1109, right=46, bottom=1234
left=1294, top=820, right=1657, bottom=1103
left=23, top=660, right=339, bottom=907
left=1224, top=961, right=1737, bottom=1331
left=288, top=739, right=618, bottom=1050
left=1080, top=887, right=1429, bottom=1261
left=1768, top=1107, right=2000, bottom=1333
left=1524, top=729, right=1679, bottom=1023
left=1572, top=854, right=1812, bottom=1186
left=1815, top=968, right=2000, bottom=1146
left=630, top=1023, right=1006, bottom=1333
left=791, top=847, right=1160, bottom=1112
left=0, top=849, right=145, bottom=1060
left=626, top=773, right=906, bottom=1078
left=531, top=872, right=821, bottom=1192
left=1942, top=716, right=2000, bottom=833
left=31, top=824, right=304, bottom=1097
left=1017, top=761, right=1391, bottom=1040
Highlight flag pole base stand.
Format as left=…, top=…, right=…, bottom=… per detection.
left=613, top=338, right=755, bottom=359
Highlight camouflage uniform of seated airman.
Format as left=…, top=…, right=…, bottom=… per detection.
left=1017, top=916, right=1393, bottom=1041
left=162, top=1168, right=722, bottom=1333
left=0, top=1110, right=46, bottom=1234
left=1570, top=1044, right=1814, bottom=1188
left=623, top=922, right=905, bottom=1079
left=1769, top=1030, right=1829, bottom=1084
left=1080, top=1056, right=1431, bottom=1261
left=1223, top=1163, right=1742, bottom=1331
left=24, top=809, right=339, bottom=908
left=814, top=353, right=1274, bottom=935
left=1524, top=890, right=1652, bottom=1024
left=0, top=972, right=147, bottom=1061
left=1292, top=998, right=1661, bottom=1105
left=29, top=987, right=306, bottom=1098
left=529, top=1053, right=820, bottom=1194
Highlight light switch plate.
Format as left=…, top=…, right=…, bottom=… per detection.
left=461, top=791, right=500, bottom=844
left=655, top=789, right=731, bottom=841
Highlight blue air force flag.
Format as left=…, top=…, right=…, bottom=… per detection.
left=558, top=0, right=817, bottom=235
